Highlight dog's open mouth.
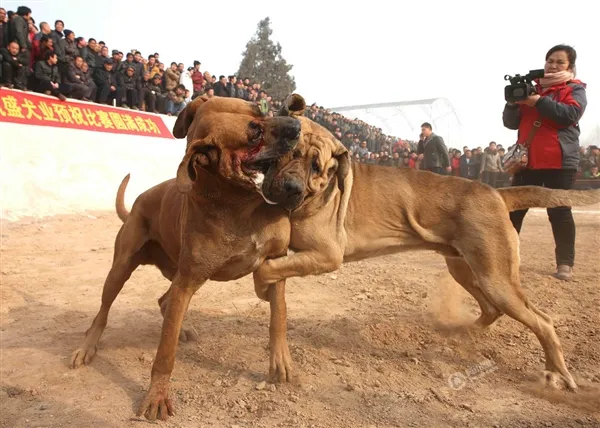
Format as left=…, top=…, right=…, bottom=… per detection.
left=242, top=159, right=275, bottom=177
left=241, top=158, right=279, bottom=205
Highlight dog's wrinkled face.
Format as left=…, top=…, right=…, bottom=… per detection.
left=173, top=96, right=302, bottom=198
left=260, top=96, right=351, bottom=212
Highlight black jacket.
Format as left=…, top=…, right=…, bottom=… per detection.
left=8, top=15, right=30, bottom=50
left=417, top=133, right=450, bottom=169
left=35, top=60, right=60, bottom=84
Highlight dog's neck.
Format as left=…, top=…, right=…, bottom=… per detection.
left=190, top=171, right=264, bottom=210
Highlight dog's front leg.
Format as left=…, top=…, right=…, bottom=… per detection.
left=137, top=272, right=203, bottom=421
left=254, top=248, right=343, bottom=301
left=266, top=280, right=293, bottom=384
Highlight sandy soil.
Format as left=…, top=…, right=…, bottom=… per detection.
left=1, top=206, right=599, bottom=428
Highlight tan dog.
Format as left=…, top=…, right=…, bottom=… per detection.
left=254, top=95, right=600, bottom=391
left=71, top=95, right=308, bottom=421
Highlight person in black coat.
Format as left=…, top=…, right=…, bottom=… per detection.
left=34, top=50, right=66, bottom=100
left=416, top=122, right=451, bottom=174
left=1, top=40, right=27, bottom=88
left=93, top=58, right=124, bottom=106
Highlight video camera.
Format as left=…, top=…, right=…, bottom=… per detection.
left=504, top=69, right=545, bottom=103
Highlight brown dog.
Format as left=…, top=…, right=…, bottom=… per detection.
left=253, top=96, right=600, bottom=391
left=70, top=95, right=308, bottom=421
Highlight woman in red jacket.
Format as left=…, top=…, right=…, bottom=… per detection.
left=502, top=44, right=587, bottom=281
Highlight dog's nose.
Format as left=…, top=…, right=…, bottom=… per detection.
left=280, top=120, right=301, bottom=141
left=283, top=180, right=303, bottom=195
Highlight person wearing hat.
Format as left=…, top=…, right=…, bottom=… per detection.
left=143, top=73, right=166, bottom=113
left=93, top=58, right=124, bottom=106
left=63, top=29, right=78, bottom=62
left=122, top=65, right=141, bottom=110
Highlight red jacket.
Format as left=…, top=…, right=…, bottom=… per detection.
left=502, top=79, right=587, bottom=170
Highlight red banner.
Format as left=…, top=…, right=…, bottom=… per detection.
left=0, top=88, right=173, bottom=139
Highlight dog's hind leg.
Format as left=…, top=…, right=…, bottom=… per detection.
left=445, top=257, right=503, bottom=329
left=71, top=216, right=148, bottom=368
left=458, top=222, right=577, bottom=391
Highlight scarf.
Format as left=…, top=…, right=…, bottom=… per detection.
left=539, top=70, right=574, bottom=89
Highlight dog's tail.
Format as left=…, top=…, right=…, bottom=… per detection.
left=497, top=186, right=600, bottom=211
left=116, top=173, right=131, bottom=223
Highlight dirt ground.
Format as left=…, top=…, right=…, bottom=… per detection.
left=1, top=205, right=599, bottom=428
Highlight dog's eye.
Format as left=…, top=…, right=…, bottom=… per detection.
left=293, top=150, right=302, bottom=160
left=248, top=121, right=263, bottom=144
left=311, top=158, right=321, bottom=174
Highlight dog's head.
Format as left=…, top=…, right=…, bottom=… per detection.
left=260, top=94, right=352, bottom=212
left=173, top=96, right=303, bottom=201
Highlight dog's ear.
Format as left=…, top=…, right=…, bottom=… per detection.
left=176, top=139, right=219, bottom=193
left=172, top=96, right=209, bottom=139
left=333, top=142, right=351, bottom=193
left=279, top=94, right=306, bottom=118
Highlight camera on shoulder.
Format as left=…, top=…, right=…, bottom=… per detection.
left=504, top=69, right=544, bottom=103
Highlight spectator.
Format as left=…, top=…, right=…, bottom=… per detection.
left=503, top=44, right=587, bottom=281
left=143, top=74, right=166, bottom=114
left=8, top=6, right=31, bottom=68
left=34, top=50, right=66, bottom=100
left=417, top=122, right=451, bottom=175
left=82, top=37, right=98, bottom=68
left=179, top=65, right=192, bottom=91
left=1, top=40, right=27, bottom=89
left=93, top=58, right=124, bottom=106
left=164, top=61, right=179, bottom=91
left=480, top=141, right=503, bottom=187
left=258, top=90, right=269, bottom=115
left=191, top=60, right=203, bottom=96
left=459, top=149, right=478, bottom=180
left=122, top=65, right=141, bottom=109
left=63, top=55, right=92, bottom=100
left=213, top=75, right=228, bottom=97
left=144, top=54, right=160, bottom=79
left=166, top=83, right=186, bottom=116
left=50, top=19, right=67, bottom=76
left=63, top=29, right=77, bottom=62
left=79, top=60, right=96, bottom=100
left=0, top=8, right=8, bottom=49
left=584, top=165, right=599, bottom=179
left=450, top=150, right=462, bottom=176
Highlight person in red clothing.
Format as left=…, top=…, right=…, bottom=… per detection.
left=502, top=44, right=587, bottom=281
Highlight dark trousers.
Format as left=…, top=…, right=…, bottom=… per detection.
left=509, top=169, right=577, bottom=267
left=482, top=170, right=500, bottom=188
left=125, top=88, right=139, bottom=108
left=97, top=84, right=125, bottom=106
left=1, top=61, right=27, bottom=88
left=35, top=80, right=65, bottom=98
left=427, top=167, right=445, bottom=175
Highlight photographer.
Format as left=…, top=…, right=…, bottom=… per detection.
left=502, top=44, right=587, bottom=281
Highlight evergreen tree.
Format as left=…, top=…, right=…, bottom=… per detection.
left=237, top=17, right=297, bottom=101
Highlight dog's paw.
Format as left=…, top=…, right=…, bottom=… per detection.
left=269, top=343, right=293, bottom=384
left=70, top=345, right=97, bottom=369
left=541, top=370, right=578, bottom=391
left=178, top=328, right=199, bottom=343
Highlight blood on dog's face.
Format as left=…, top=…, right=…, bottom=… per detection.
left=173, top=96, right=302, bottom=198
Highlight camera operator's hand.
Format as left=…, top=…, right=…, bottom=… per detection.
left=516, top=94, right=541, bottom=107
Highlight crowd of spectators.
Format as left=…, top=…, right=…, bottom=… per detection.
left=0, top=6, right=280, bottom=116
left=1, top=5, right=598, bottom=182
left=307, top=104, right=600, bottom=183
